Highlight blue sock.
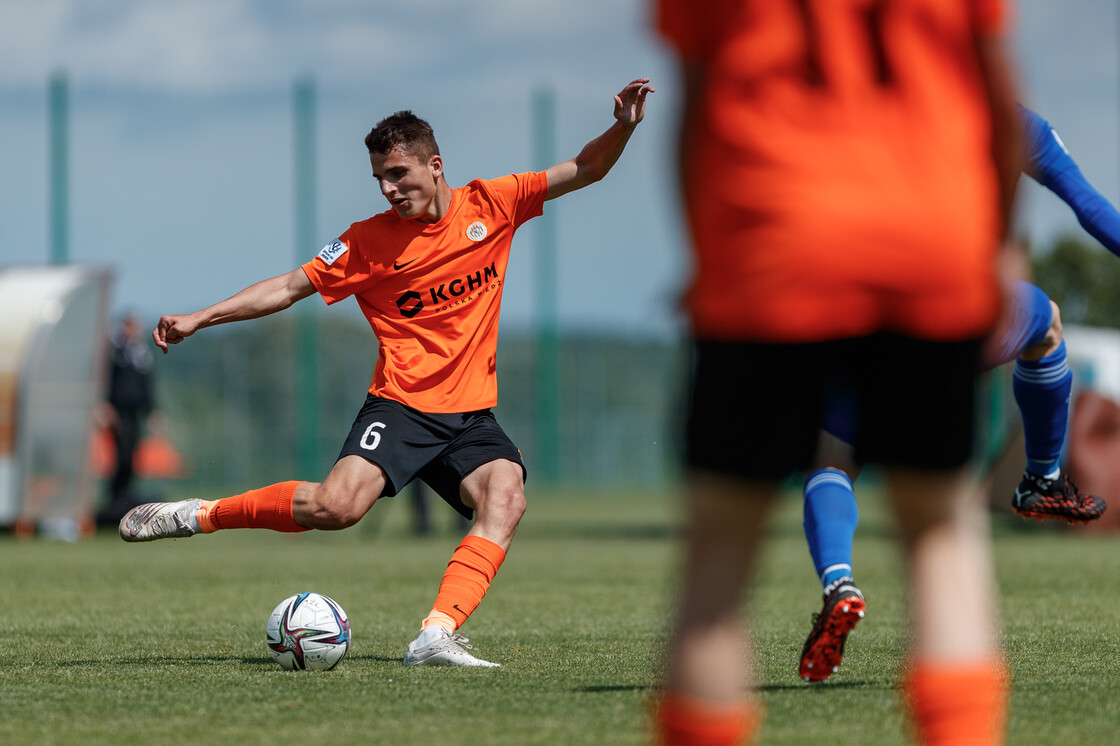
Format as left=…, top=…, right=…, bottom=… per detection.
left=1013, top=340, right=1072, bottom=479
left=803, top=468, right=859, bottom=590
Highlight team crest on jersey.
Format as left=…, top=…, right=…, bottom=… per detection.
left=317, top=240, right=348, bottom=265
left=465, top=222, right=488, bottom=242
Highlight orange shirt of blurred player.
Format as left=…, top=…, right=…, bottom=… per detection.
left=302, top=172, right=547, bottom=413
left=659, top=0, right=1007, bottom=342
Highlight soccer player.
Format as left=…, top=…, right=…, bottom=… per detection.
left=799, top=105, right=1113, bottom=685
left=118, top=78, right=654, bottom=668
left=655, top=1, right=1021, bottom=744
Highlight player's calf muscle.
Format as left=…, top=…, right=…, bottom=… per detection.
left=294, top=483, right=376, bottom=530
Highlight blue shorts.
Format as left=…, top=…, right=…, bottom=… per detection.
left=823, top=280, right=1053, bottom=444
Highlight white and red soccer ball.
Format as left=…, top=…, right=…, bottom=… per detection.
left=265, top=592, right=350, bottom=671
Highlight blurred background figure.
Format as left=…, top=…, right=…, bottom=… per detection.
left=96, top=312, right=161, bottom=525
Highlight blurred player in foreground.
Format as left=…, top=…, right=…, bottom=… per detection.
left=119, top=78, right=654, bottom=667
left=655, top=1, right=1021, bottom=744
left=798, top=105, right=1113, bottom=685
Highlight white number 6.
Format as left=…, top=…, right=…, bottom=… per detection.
left=360, top=422, right=387, bottom=450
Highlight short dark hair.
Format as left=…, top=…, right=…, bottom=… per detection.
left=364, top=110, right=440, bottom=161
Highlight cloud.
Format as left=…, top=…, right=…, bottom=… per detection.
left=0, top=0, right=647, bottom=94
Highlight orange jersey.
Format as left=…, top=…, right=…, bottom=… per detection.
left=658, top=0, right=1007, bottom=342
left=302, top=172, right=547, bottom=413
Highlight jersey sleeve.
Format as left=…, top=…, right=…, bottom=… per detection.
left=1021, top=106, right=1120, bottom=258
left=484, top=171, right=548, bottom=229
left=1020, top=106, right=1064, bottom=181
left=300, top=224, right=378, bottom=305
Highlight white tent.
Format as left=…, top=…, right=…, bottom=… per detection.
left=0, top=265, right=112, bottom=538
left=1064, top=324, right=1120, bottom=403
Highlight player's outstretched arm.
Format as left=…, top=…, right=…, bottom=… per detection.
left=544, top=77, right=654, bottom=201
left=1048, top=167, right=1120, bottom=257
left=1022, top=107, right=1120, bottom=257
left=152, top=267, right=316, bottom=353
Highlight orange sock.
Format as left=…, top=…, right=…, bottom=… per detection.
left=197, top=481, right=310, bottom=533
left=426, top=535, right=506, bottom=629
left=655, top=693, right=760, bottom=746
left=903, top=658, right=1008, bottom=746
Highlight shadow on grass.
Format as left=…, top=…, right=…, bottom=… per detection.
left=53, top=654, right=406, bottom=668
left=574, top=678, right=893, bottom=695
left=53, top=655, right=274, bottom=667
left=761, top=678, right=892, bottom=692
left=343, top=653, right=409, bottom=664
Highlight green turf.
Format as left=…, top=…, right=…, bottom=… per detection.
left=1, top=488, right=1117, bottom=745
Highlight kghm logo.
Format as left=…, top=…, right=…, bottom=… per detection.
left=395, top=290, right=423, bottom=317
left=466, top=222, right=488, bottom=242
left=395, top=262, right=500, bottom=318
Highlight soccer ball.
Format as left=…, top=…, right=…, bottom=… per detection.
left=266, top=592, right=351, bottom=671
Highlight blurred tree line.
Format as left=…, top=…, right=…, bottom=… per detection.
left=1032, top=235, right=1120, bottom=326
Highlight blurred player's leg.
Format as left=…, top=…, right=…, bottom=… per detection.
left=887, top=467, right=1007, bottom=745
left=657, top=471, right=775, bottom=744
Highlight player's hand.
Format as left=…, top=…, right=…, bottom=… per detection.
left=152, top=314, right=199, bottom=354
left=614, top=77, right=654, bottom=127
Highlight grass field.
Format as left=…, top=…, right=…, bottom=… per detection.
left=1, top=486, right=1118, bottom=745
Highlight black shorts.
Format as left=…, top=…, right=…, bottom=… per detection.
left=686, top=335, right=984, bottom=480
left=338, top=394, right=526, bottom=519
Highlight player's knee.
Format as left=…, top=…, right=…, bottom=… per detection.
left=476, top=483, right=526, bottom=523
left=1049, top=300, right=1063, bottom=344
left=1021, top=301, right=1065, bottom=362
left=505, top=486, right=527, bottom=520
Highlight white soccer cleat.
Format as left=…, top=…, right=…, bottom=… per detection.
left=119, top=499, right=202, bottom=542
left=403, top=626, right=500, bottom=667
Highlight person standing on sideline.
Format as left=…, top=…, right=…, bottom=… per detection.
left=119, top=78, right=654, bottom=667
left=97, top=312, right=159, bottom=524
left=797, top=105, right=1112, bottom=685
left=654, top=2, right=1022, bottom=744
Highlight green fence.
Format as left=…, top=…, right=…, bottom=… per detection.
left=146, top=316, right=686, bottom=498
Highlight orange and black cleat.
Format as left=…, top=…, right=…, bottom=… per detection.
left=1012, top=471, right=1106, bottom=524
left=799, top=580, right=865, bottom=683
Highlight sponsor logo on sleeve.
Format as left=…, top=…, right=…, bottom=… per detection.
left=317, top=240, right=348, bottom=265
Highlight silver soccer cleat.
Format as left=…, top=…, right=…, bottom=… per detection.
left=403, top=626, right=500, bottom=668
left=119, top=499, right=202, bottom=542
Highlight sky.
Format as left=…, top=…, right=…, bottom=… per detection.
left=1, top=0, right=1118, bottom=338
